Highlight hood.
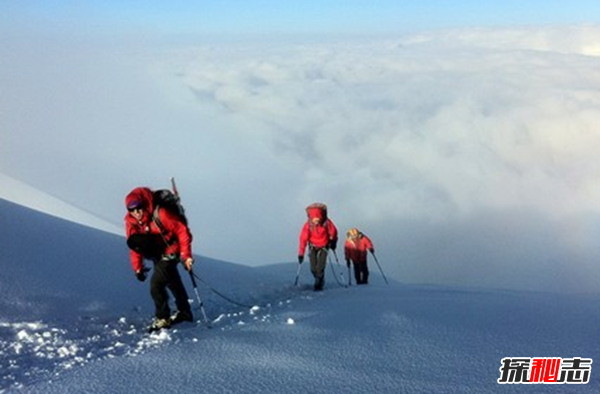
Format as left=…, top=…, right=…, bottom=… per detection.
left=125, top=187, right=154, bottom=220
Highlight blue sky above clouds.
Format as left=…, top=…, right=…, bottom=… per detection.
left=3, top=1, right=600, bottom=36
left=2, top=1, right=600, bottom=292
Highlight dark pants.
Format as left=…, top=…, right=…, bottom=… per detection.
left=309, top=246, right=328, bottom=289
left=352, top=260, right=369, bottom=284
left=150, top=257, right=191, bottom=319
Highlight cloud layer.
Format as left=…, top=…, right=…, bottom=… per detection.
left=3, top=25, right=600, bottom=291
left=175, top=26, right=600, bottom=222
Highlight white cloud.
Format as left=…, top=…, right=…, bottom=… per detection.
left=171, top=26, right=600, bottom=224
left=3, top=26, right=600, bottom=288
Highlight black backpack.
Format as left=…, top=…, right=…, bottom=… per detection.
left=152, top=189, right=188, bottom=231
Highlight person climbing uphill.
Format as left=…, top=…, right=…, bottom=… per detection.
left=298, top=203, right=338, bottom=291
left=124, top=186, right=194, bottom=332
left=344, top=227, right=374, bottom=285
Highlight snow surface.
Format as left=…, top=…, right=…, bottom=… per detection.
left=1, top=197, right=600, bottom=393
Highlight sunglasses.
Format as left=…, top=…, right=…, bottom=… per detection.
left=128, top=206, right=144, bottom=212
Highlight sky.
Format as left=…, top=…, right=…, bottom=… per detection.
left=1, top=200, right=599, bottom=393
left=2, top=1, right=600, bottom=37
left=2, top=2, right=600, bottom=293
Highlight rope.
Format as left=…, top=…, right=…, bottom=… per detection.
left=331, top=249, right=347, bottom=287
left=328, top=252, right=346, bottom=288
left=191, top=271, right=254, bottom=309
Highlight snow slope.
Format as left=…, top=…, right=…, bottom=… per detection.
left=1, top=197, right=599, bottom=393
left=0, top=173, right=122, bottom=236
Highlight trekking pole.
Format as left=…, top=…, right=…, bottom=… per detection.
left=294, top=262, right=303, bottom=286
left=188, top=268, right=212, bottom=327
left=331, top=250, right=347, bottom=288
left=370, top=251, right=389, bottom=285
left=347, top=264, right=352, bottom=287
left=169, top=178, right=212, bottom=322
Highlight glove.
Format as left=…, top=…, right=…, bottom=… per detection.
left=135, top=267, right=149, bottom=282
left=298, top=255, right=304, bottom=264
left=329, top=239, right=337, bottom=251
left=346, top=259, right=351, bottom=268
left=369, top=248, right=375, bottom=254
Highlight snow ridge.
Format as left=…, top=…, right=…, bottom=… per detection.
left=0, top=173, right=122, bottom=236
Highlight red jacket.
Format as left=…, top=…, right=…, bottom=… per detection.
left=298, top=219, right=338, bottom=256
left=344, top=234, right=374, bottom=264
left=124, top=187, right=193, bottom=272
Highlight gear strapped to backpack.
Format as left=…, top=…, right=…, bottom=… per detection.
left=306, top=202, right=327, bottom=226
left=306, top=202, right=331, bottom=242
left=306, top=202, right=328, bottom=224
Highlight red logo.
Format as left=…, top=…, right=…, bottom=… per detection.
left=498, top=357, right=592, bottom=384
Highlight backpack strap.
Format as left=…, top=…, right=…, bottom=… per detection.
left=152, top=206, right=174, bottom=247
left=152, top=206, right=163, bottom=230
